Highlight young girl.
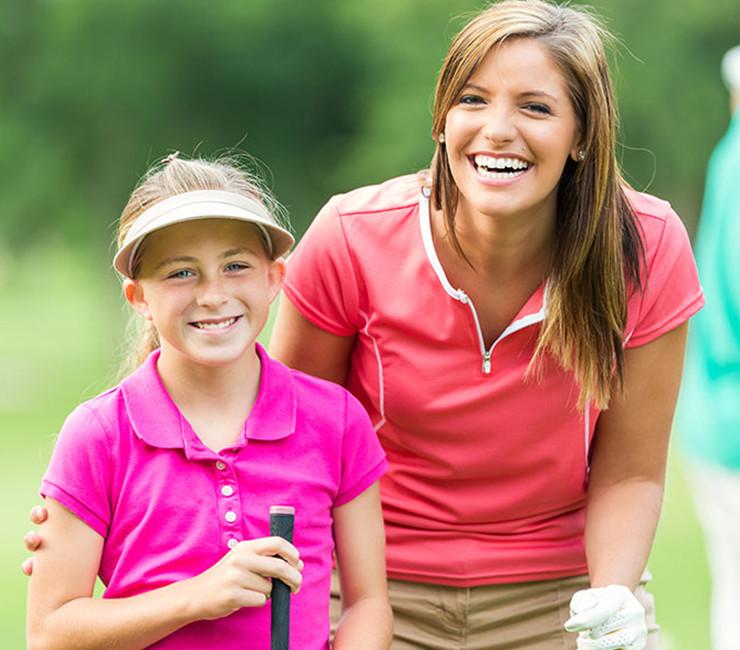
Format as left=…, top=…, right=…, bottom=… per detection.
left=26, top=155, right=392, bottom=650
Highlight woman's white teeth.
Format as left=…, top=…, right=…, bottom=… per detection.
left=193, top=317, right=237, bottom=330
left=473, top=155, right=530, bottom=178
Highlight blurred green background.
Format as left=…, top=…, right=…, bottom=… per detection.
left=2, top=0, right=739, bottom=646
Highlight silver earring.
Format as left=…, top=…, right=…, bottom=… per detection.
left=577, top=149, right=585, bottom=161
left=438, top=133, right=446, bottom=144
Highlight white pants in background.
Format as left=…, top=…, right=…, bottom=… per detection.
left=686, top=459, right=740, bottom=650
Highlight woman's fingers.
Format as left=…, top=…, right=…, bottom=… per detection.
left=24, top=530, right=42, bottom=552
left=21, top=557, right=33, bottom=576
left=30, top=506, right=48, bottom=525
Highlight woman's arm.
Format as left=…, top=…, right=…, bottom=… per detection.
left=269, top=295, right=355, bottom=383
left=584, top=322, right=688, bottom=589
left=332, top=482, right=393, bottom=649
left=28, top=498, right=303, bottom=650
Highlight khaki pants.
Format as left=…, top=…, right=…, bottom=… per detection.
left=331, top=572, right=661, bottom=649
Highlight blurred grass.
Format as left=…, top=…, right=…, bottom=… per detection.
left=0, top=244, right=710, bottom=647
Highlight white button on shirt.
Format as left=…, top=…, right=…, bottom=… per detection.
left=225, top=511, right=237, bottom=523
left=221, top=485, right=234, bottom=497
left=227, top=538, right=238, bottom=549
left=216, top=461, right=226, bottom=471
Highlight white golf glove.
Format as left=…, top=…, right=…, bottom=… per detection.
left=564, top=585, right=647, bottom=650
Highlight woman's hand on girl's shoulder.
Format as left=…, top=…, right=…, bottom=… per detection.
left=21, top=505, right=48, bottom=576
left=185, top=537, right=304, bottom=621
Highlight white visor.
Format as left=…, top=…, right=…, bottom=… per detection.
left=113, top=190, right=294, bottom=278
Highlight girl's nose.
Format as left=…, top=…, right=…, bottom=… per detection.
left=197, top=276, right=229, bottom=308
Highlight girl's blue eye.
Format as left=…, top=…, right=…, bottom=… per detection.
left=225, top=262, right=249, bottom=272
left=168, top=269, right=194, bottom=279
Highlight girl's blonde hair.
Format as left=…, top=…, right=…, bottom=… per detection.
left=116, top=154, right=288, bottom=377
left=430, top=0, right=644, bottom=410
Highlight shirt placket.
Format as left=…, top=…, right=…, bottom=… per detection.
left=214, top=457, right=243, bottom=551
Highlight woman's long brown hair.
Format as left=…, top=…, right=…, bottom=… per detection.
left=430, top=0, right=644, bottom=410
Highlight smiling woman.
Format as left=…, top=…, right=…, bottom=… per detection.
left=269, top=0, right=705, bottom=648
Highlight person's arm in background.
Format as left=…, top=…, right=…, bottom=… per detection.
left=272, top=295, right=392, bottom=647
left=565, top=322, right=687, bottom=649
left=269, top=295, right=356, bottom=383
left=332, top=483, right=392, bottom=649
left=584, top=322, right=687, bottom=590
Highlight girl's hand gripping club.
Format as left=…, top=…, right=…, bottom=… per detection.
left=270, top=506, right=295, bottom=650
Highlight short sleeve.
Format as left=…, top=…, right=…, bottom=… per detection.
left=283, top=197, right=361, bottom=336
left=626, top=208, right=705, bottom=348
left=334, top=391, right=387, bottom=507
left=40, top=404, right=113, bottom=537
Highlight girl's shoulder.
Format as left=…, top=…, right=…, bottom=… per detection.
left=58, top=384, right=125, bottom=446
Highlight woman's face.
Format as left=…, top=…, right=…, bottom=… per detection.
left=442, top=38, right=581, bottom=227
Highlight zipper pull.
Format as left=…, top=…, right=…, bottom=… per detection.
left=482, top=351, right=492, bottom=374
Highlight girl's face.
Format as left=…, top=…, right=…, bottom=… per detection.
left=442, top=37, right=581, bottom=227
left=124, top=218, right=284, bottom=369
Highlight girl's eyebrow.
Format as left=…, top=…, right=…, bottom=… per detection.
left=154, top=247, right=259, bottom=270
left=221, top=247, right=259, bottom=258
left=155, top=255, right=196, bottom=271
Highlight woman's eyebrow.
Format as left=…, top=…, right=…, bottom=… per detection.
left=518, top=90, right=559, bottom=102
left=462, top=83, right=559, bottom=103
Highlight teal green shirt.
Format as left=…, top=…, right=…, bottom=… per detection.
left=678, top=111, right=740, bottom=467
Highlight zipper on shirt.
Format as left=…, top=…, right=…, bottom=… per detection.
left=457, top=289, right=494, bottom=375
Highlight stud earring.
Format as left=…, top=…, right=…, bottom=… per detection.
left=438, top=133, right=446, bottom=144
left=577, top=149, right=585, bottom=161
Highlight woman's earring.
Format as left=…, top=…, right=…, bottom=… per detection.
left=576, top=149, right=585, bottom=161
left=438, top=133, right=446, bottom=144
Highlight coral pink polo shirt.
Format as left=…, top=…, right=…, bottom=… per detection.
left=41, top=344, right=387, bottom=649
left=283, top=175, right=704, bottom=586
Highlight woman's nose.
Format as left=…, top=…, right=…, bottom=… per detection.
left=481, top=106, right=517, bottom=145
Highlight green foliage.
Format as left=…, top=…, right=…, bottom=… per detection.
left=2, top=0, right=738, bottom=243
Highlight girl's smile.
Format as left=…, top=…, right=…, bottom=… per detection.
left=189, top=315, right=242, bottom=332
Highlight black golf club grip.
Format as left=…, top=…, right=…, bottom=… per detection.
left=270, top=506, right=295, bottom=650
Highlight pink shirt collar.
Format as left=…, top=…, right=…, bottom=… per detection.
left=121, top=343, right=296, bottom=457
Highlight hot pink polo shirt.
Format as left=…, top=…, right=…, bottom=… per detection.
left=283, top=174, right=704, bottom=586
left=40, top=344, right=387, bottom=649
